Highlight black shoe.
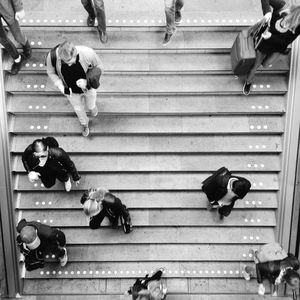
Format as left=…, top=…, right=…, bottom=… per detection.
left=98, top=30, right=108, bottom=44
left=175, top=11, right=182, bottom=24
left=87, top=15, right=95, bottom=27
left=11, top=54, right=26, bottom=75
left=243, top=81, right=252, bottom=96
left=163, top=32, right=173, bottom=46
left=23, top=40, right=32, bottom=59
left=111, top=219, right=118, bottom=229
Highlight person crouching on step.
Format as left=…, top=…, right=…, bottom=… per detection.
left=81, top=187, right=132, bottom=233
left=46, top=41, right=103, bottom=137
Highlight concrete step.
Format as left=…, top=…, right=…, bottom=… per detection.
left=43, top=227, right=275, bottom=244
left=3, top=51, right=290, bottom=73
left=22, top=278, right=264, bottom=295
left=24, top=261, right=255, bottom=279
left=11, top=115, right=284, bottom=135
left=17, top=191, right=278, bottom=210
left=12, top=135, right=283, bottom=153
left=35, top=244, right=273, bottom=262
left=7, top=94, right=286, bottom=115
left=13, top=154, right=281, bottom=173
left=5, top=73, right=287, bottom=94
left=20, top=209, right=276, bottom=227
left=15, top=173, right=279, bottom=191
left=21, top=0, right=262, bottom=28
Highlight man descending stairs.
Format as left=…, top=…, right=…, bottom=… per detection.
left=1, top=0, right=295, bottom=298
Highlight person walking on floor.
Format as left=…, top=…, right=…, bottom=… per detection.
left=17, top=218, right=68, bottom=270
left=243, top=0, right=300, bottom=95
left=22, top=136, right=80, bottom=192
left=81, top=187, right=132, bottom=233
left=46, top=41, right=103, bottom=136
left=163, top=0, right=184, bottom=46
left=81, top=0, right=108, bottom=44
left=0, top=0, right=32, bottom=74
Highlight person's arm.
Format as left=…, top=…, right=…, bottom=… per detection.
left=22, top=145, right=33, bottom=173
left=55, top=148, right=81, bottom=181
left=89, top=210, right=106, bottom=229
left=46, top=52, right=65, bottom=94
left=261, top=0, right=286, bottom=15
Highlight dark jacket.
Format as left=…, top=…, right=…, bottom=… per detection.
left=16, top=218, right=66, bottom=257
left=256, top=253, right=300, bottom=284
left=22, top=143, right=80, bottom=182
left=81, top=193, right=130, bottom=229
left=0, top=0, right=23, bottom=25
left=259, top=0, right=300, bottom=53
left=202, top=167, right=251, bottom=217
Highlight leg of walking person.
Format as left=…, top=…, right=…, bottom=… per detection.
left=8, top=19, right=31, bottom=58
left=67, top=93, right=90, bottom=137
left=94, top=0, right=108, bottom=43
left=48, top=230, right=68, bottom=266
left=56, top=170, right=72, bottom=192
left=81, top=0, right=96, bottom=26
left=163, top=0, right=176, bottom=46
left=39, top=171, right=57, bottom=188
left=243, top=50, right=266, bottom=96
left=262, top=52, right=281, bottom=68
left=85, top=88, right=98, bottom=117
left=175, top=0, right=184, bottom=24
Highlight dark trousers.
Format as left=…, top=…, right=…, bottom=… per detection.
left=89, top=209, right=119, bottom=229
left=40, top=230, right=66, bottom=259
left=81, top=0, right=106, bottom=33
left=164, top=0, right=184, bottom=33
left=35, top=165, right=69, bottom=188
left=0, top=17, right=27, bottom=59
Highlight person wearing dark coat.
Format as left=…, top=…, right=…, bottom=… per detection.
left=16, top=218, right=68, bottom=270
left=243, top=253, right=300, bottom=297
left=46, top=41, right=103, bottom=137
left=243, top=0, right=300, bottom=95
left=81, top=187, right=132, bottom=233
left=22, top=137, right=80, bottom=192
left=0, top=0, right=32, bottom=74
left=202, top=167, right=251, bottom=218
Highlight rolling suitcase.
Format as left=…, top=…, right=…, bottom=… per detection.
left=231, top=20, right=267, bottom=75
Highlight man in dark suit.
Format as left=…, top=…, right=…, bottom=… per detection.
left=202, top=167, right=251, bottom=218
left=17, top=219, right=68, bottom=270
left=0, top=0, right=32, bottom=74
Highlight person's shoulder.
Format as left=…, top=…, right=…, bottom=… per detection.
left=76, top=45, right=95, bottom=55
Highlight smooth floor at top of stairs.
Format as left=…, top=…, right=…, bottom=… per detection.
left=7, top=94, right=286, bottom=115
left=20, top=0, right=263, bottom=27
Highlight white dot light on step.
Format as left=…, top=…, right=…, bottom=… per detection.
left=253, top=84, right=257, bottom=89
left=34, top=183, right=38, bottom=187
left=77, top=271, right=80, bottom=274
left=250, top=219, right=254, bottom=223
left=27, top=85, right=31, bottom=89
left=39, top=63, right=44, bottom=67
left=174, top=270, right=178, bottom=274
left=181, top=270, right=185, bottom=274
left=199, top=270, right=203, bottom=274
left=259, top=182, right=264, bottom=187
left=201, top=19, right=205, bottom=23
left=42, top=201, right=45, bottom=205
left=34, top=85, right=38, bottom=89
left=144, top=20, right=148, bottom=23
left=193, top=270, right=196, bottom=274
left=205, top=270, right=209, bottom=274
left=258, top=106, right=262, bottom=109
left=247, top=164, right=251, bottom=168
left=22, top=19, right=26, bottom=23
left=236, top=19, right=240, bottom=23
left=36, top=19, right=40, bottom=23
left=37, top=125, right=41, bottom=129
left=50, top=19, right=55, bottom=23
left=229, top=19, right=233, bottom=23
left=243, top=236, right=247, bottom=240
left=222, top=19, right=226, bottom=23
left=80, top=20, right=83, bottom=23
left=158, top=20, right=162, bottom=23
left=44, top=126, right=48, bottom=130
left=46, top=271, right=50, bottom=275
left=58, top=20, right=62, bottom=23
left=115, top=19, right=119, bottom=23
left=243, top=19, right=247, bottom=23
left=260, top=85, right=264, bottom=88
left=114, top=271, right=117, bottom=274
left=43, top=19, right=48, bottom=23
left=108, top=19, right=112, bottom=23
left=251, top=105, right=256, bottom=109
left=223, top=270, right=227, bottom=274
left=45, top=255, right=49, bottom=258
left=35, top=105, right=39, bottom=109
left=243, top=253, right=246, bottom=257
left=260, top=164, right=265, bottom=168
left=244, top=218, right=248, bottom=223
left=151, top=20, right=155, bottom=23
left=186, top=270, right=190, bottom=274
left=252, top=201, right=256, bottom=205
left=122, top=20, right=126, bottom=23
left=37, top=41, right=42, bottom=46
left=252, top=183, right=257, bottom=187
left=245, top=201, right=249, bottom=205
left=65, top=20, right=69, bottom=23
left=215, top=19, right=219, bottom=23
left=41, top=84, right=45, bottom=89
left=255, top=145, right=259, bottom=149
left=264, top=105, right=269, bottom=109
left=52, top=254, right=55, bottom=258
left=258, top=201, right=262, bottom=205
left=120, top=270, right=123, bottom=274
left=52, top=271, right=56, bottom=275
left=72, top=20, right=76, bottom=23
left=129, top=20, right=134, bottom=23
left=41, top=183, right=44, bottom=187
left=126, top=270, right=129, bottom=274
left=257, top=219, right=261, bottom=223
left=95, top=270, right=99, bottom=274
left=211, top=270, right=215, bottom=274
left=25, top=63, right=29, bottom=67
left=42, top=106, right=46, bottom=109
left=29, top=106, right=33, bottom=109
left=43, top=220, right=47, bottom=223
left=35, top=201, right=39, bottom=205
left=250, top=236, right=254, bottom=240
left=83, top=271, right=87, bottom=275
left=32, top=63, right=36, bottom=67
left=256, top=236, right=260, bottom=240
left=48, top=201, right=52, bottom=205
left=89, top=271, right=93, bottom=274
left=58, top=271, right=62, bottom=275
left=248, top=145, right=253, bottom=149
left=230, top=270, right=233, bottom=274
left=49, top=220, right=53, bottom=223
left=254, top=164, right=258, bottom=168
left=37, top=219, right=40, bottom=223
left=29, top=19, right=33, bottom=23
left=263, top=125, right=268, bottom=129
left=70, top=271, right=74, bottom=275
left=193, top=19, right=198, bottom=23
left=262, top=145, right=266, bottom=149
left=136, top=20, right=140, bottom=23
left=266, top=85, right=271, bottom=88
left=250, top=125, right=254, bottom=130
left=217, top=270, right=221, bottom=274
left=40, top=271, right=44, bottom=275
left=64, top=271, right=68, bottom=274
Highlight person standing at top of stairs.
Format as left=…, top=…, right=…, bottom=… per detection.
left=22, top=137, right=81, bottom=192
left=81, top=0, right=108, bottom=44
left=163, top=0, right=184, bottom=46
left=46, top=41, right=103, bottom=137
left=0, top=0, right=32, bottom=74
left=243, top=0, right=300, bottom=95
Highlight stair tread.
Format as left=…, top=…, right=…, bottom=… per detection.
left=18, top=191, right=278, bottom=209
left=21, top=209, right=276, bottom=227
left=12, top=115, right=284, bottom=134
left=12, top=135, right=283, bottom=153
left=16, top=173, right=279, bottom=191
left=37, top=244, right=274, bottom=261
left=13, top=154, right=281, bottom=172
left=7, top=94, right=286, bottom=114
left=6, top=73, right=287, bottom=94
left=4, top=52, right=290, bottom=72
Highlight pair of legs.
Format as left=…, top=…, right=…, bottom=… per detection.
left=81, top=0, right=107, bottom=43
left=243, top=50, right=281, bottom=95
left=67, top=88, right=98, bottom=135
left=164, top=0, right=184, bottom=34
left=0, top=17, right=31, bottom=74
left=36, top=166, right=70, bottom=188
left=44, top=230, right=67, bottom=259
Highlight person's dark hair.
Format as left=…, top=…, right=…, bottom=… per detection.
left=283, top=269, right=300, bottom=288
left=232, top=179, right=251, bottom=198
left=32, top=139, right=47, bottom=152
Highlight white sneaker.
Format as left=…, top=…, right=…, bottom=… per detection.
left=242, top=265, right=251, bottom=281
left=64, top=178, right=72, bottom=192
left=82, top=125, right=90, bottom=137
left=59, top=248, right=68, bottom=267
left=91, top=106, right=98, bottom=117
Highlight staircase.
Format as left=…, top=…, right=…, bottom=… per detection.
left=2, top=0, right=293, bottom=298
